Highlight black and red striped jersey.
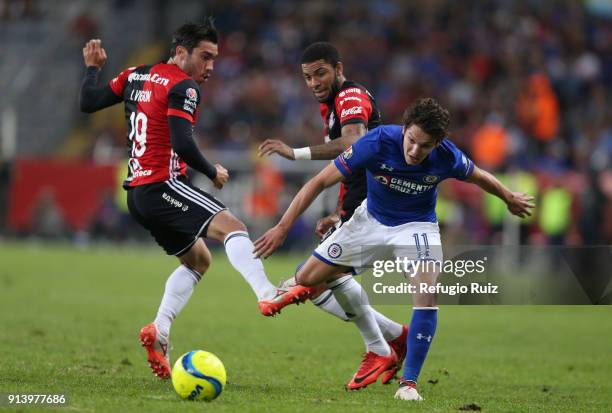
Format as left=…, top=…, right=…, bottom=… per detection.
left=109, top=63, right=200, bottom=187
left=319, top=80, right=381, bottom=221
left=319, top=80, right=381, bottom=141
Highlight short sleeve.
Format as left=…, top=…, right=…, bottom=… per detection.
left=333, top=128, right=381, bottom=176
left=108, top=66, right=136, bottom=97
left=335, top=87, right=372, bottom=126
left=167, top=79, right=200, bottom=123
left=445, top=140, right=474, bottom=180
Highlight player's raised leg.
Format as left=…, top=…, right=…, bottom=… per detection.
left=280, top=272, right=407, bottom=384
left=140, top=238, right=211, bottom=379
left=297, top=257, right=398, bottom=390
left=206, top=210, right=311, bottom=315
left=206, top=210, right=279, bottom=303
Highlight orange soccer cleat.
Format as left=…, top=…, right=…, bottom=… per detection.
left=258, top=285, right=316, bottom=316
left=345, top=348, right=398, bottom=390
left=139, top=323, right=171, bottom=379
left=380, top=325, right=408, bottom=384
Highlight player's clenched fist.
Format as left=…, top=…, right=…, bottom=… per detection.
left=82, top=39, right=107, bottom=69
left=212, top=164, right=229, bottom=189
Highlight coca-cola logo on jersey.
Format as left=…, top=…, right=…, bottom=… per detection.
left=340, top=106, right=363, bottom=118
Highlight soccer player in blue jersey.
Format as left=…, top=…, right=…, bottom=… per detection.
left=254, top=98, right=534, bottom=397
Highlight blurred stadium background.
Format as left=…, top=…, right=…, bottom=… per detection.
left=1, top=0, right=611, bottom=248
left=1, top=2, right=611, bottom=411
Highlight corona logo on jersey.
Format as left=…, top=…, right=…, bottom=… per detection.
left=373, top=173, right=435, bottom=195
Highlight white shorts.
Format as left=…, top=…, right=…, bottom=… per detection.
left=313, top=200, right=443, bottom=274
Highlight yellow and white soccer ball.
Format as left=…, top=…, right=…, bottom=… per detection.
left=171, top=350, right=226, bottom=401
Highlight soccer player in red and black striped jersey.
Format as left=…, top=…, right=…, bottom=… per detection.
left=257, top=42, right=407, bottom=386
left=79, top=19, right=306, bottom=380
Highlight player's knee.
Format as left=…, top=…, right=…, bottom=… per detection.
left=208, top=211, right=249, bottom=242
left=219, top=217, right=248, bottom=242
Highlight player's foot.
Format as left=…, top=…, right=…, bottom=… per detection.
left=381, top=325, right=408, bottom=384
left=277, top=276, right=296, bottom=290
left=258, top=285, right=316, bottom=317
left=345, top=349, right=398, bottom=390
left=139, top=322, right=171, bottom=379
left=394, top=379, right=423, bottom=401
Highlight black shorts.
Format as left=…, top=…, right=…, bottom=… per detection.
left=127, top=177, right=226, bottom=256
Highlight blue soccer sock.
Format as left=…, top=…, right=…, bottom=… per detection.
left=402, top=307, right=438, bottom=383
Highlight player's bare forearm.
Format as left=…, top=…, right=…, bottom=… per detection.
left=278, top=164, right=343, bottom=230
left=278, top=179, right=326, bottom=231
left=310, top=137, right=353, bottom=160
left=467, top=165, right=536, bottom=218
left=310, top=123, right=367, bottom=160
left=254, top=164, right=343, bottom=258
left=466, top=166, right=512, bottom=202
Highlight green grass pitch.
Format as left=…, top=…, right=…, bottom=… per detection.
left=0, top=243, right=610, bottom=412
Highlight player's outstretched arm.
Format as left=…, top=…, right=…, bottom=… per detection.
left=309, top=123, right=367, bottom=160
left=79, top=39, right=122, bottom=113
left=168, top=116, right=228, bottom=189
left=466, top=165, right=535, bottom=218
left=257, top=123, right=366, bottom=161
left=254, top=163, right=344, bottom=258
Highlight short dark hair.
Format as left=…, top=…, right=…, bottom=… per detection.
left=402, top=98, right=450, bottom=142
left=300, top=42, right=341, bottom=67
left=170, top=18, right=218, bottom=57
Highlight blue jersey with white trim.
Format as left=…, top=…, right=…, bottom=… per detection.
left=333, top=125, right=474, bottom=226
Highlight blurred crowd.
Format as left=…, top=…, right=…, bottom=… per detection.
left=187, top=0, right=612, bottom=244
left=4, top=0, right=612, bottom=246
left=196, top=1, right=611, bottom=166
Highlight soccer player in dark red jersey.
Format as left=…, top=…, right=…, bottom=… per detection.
left=79, top=19, right=304, bottom=380
left=258, top=42, right=407, bottom=384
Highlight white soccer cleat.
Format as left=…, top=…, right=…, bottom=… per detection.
left=394, top=381, right=424, bottom=401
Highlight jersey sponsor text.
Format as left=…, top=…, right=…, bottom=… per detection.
left=127, top=72, right=170, bottom=86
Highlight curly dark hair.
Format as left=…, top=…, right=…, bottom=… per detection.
left=170, top=17, right=218, bottom=57
left=402, top=98, right=450, bottom=142
left=300, top=42, right=341, bottom=67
